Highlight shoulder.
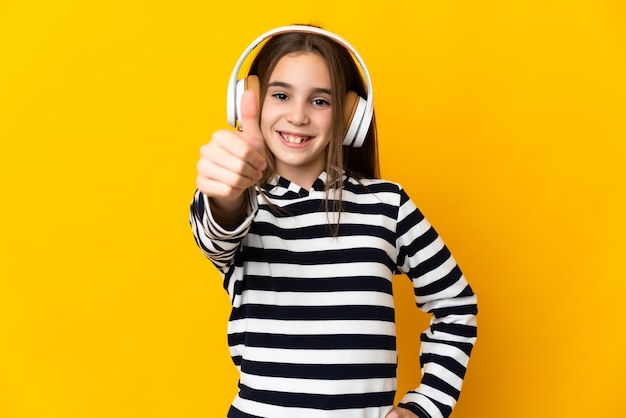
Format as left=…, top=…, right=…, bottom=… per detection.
left=343, top=176, right=413, bottom=207
left=345, top=176, right=412, bottom=197
left=345, top=176, right=402, bottom=192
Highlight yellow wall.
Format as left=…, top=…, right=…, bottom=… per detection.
left=1, top=1, right=624, bottom=417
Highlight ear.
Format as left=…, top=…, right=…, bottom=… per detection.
left=244, top=75, right=260, bottom=101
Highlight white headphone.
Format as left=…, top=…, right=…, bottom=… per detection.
left=226, top=25, right=374, bottom=148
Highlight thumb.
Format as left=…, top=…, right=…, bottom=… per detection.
left=239, top=89, right=264, bottom=150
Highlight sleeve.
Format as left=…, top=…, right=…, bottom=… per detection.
left=188, top=188, right=258, bottom=273
left=394, top=187, right=478, bottom=418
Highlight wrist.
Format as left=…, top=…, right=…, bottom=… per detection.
left=208, top=194, right=248, bottom=229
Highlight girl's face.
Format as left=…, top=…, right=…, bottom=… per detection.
left=260, top=52, right=333, bottom=189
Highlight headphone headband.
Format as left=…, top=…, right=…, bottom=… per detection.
left=226, top=25, right=374, bottom=147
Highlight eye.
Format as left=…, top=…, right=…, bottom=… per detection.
left=271, top=92, right=289, bottom=101
left=312, top=98, right=330, bottom=107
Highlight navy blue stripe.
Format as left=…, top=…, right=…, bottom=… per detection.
left=431, top=322, right=478, bottom=339
left=420, top=353, right=466, bottom=378
left=397, top=227, right=438, bottom=268
left=396, top=203, right=426, bottom=237
left=258, top=199, right=324, bottom=215
left=344, top=179, right=400, bottom=195
left=231, top=304, right=395, bottom=322
left=431, top=302, right=478, bottom=318
left=257, top=198, right=398, bottom=218
left=251, top=220, right=396, bottom=244
left=238, top=384, right=396, bottom=410
left=421, top=334, right=475, bottom=357
left=343, top=200, right=398, bottom=217
left=227, top=405, right=261, bottom=418
left=402, top=389, right=453, bottom=418
left=423, top=373, right=460, bottom=400
left=415, top=265, right=463, bottom=298
left=242, top=275, right=393, bottom=294
left=241, top=359, right=397, bottom=380
left=244, top=247, right=395, bottom=269
left=229, top=332, right=396, bottom=351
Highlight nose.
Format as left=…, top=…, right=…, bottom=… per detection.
left=286, top=101, right=309, bottom=126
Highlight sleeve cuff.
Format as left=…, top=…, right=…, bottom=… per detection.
left=202, top=187, right=258, bottom=238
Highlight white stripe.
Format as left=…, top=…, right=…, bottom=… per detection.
left=411, top=237, right=446, bottom=266
left=228, top=318, right=397, bottom=336
left=245, top=261, right=394, bottom=279
left=417, top=382, right=456, bottom=411
left=255, top=210, right=397, bottom=232
left=422, top=363, right=464, bottom=391
left=431, top=313, right=478, bottom=332
left=403, top=213, right=432, bottom=236
left=240, top=372, right=397, bottom=395
left=420, top=340, right=470, bottom=366
left=232, top=397, right=394, bottom=418
left=236, top=346, right=397, bottom=365
left=418, top=275, right=470, bottom=305
left=246, top=233, right=396, bottom=255
left=343, top=187, right=400, bottom=205
left=242, top=290, right=395, bottom=308
left=425, top=294, right=478, bottom=313
left=411, top=251, right=457, bottom=286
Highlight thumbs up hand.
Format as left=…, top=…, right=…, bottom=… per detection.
left=196, top=89, right=266, bottom=225
left=238, top=88, right=266, bottom=155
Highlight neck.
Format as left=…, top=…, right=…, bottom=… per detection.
left=275, top=163, right=325, bottom=191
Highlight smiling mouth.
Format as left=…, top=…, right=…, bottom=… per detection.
left=279, top=132, right=312, bottom=144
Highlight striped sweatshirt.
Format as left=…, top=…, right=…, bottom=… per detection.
left=189, top=171, right=478, bottom=418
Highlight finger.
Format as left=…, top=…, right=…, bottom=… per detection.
left=196, top=175, right=248, bottom=200
left=239, top=89, right=265, bottom=153
left=197, top=149, right=262, bottom=185
left=197, top=152, right=258, bottom=195
left=203, top=132, right=265, bottom=174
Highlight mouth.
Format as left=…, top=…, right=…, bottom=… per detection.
left=279, top=132, right=313, bottom=144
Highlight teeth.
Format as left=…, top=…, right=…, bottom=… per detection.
left=281, top=133, right=309, bottom=144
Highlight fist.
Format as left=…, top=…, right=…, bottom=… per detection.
left=196, top=89, right=266, bottom=201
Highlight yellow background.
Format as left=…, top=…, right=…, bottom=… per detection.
left=1, top=1, right=625, bottom=417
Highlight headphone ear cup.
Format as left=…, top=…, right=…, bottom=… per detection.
left=235, top=75, right=261, bottom=129
left=343, top=91, right=367, bottom=147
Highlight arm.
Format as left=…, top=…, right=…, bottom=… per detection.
left=395, top=188, right=478, bottom=418
left=189, top=187, right=257, bottom=272
left=189, top=89, right=266, bottom=271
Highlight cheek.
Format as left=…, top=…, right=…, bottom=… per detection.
left=259, top=104, right=278, bottom=130
left=321, top=112, right=334, bottom=136
left=258, top=110, right=272, bottom=135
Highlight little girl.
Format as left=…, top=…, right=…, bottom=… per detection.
left=190, top=25, right=477, bottom=418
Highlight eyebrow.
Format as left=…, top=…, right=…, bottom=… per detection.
left=267, top=81, right=332, bottom=96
